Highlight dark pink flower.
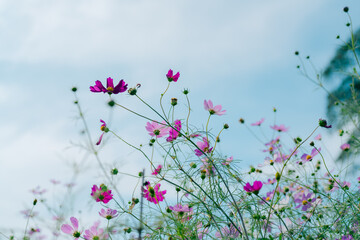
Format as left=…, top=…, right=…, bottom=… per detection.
left=90, top=77, right=127, bottom=94
left=203, top=100, right=226, bottom=116
left=99, top=208, right=119, bottom=220
left=194, top=137, right=213, bottom=156
left=61, top=217, right=81, bottom=239
left=270, top=124, right=289, bottom=132
left=166, top=69, right=180, bottom=82
left=340, top=143, right=350, bottom=151
left=244, top=181, right=263, bottom=194
left=143, top=183, right=166, bottom=204
left=166, top=119, right=182, bottom=142
left=145, top=121, right=169, bottom=138
left=91, top=184, right=113, bottom=204
left=251, top=118, right=265, bottom=126
left=96, top=119, right=108, bottom=145
left=152, top=165, right=163, bottom=175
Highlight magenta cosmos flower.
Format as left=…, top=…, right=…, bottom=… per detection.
left=166, top=119, right=182, bottom=142
left=340, top=143, right=350, bottom=151
left=143, top=183, right=166, bottom=204
left=251, top=118, right=265, bottom=126
left=319, top=118, right=332, bottom=128
left=270, top=124, right=289, bottom=132
left=145, top=121, right=169, bottom=138
left=61, top=217, right=81, bottom=239
left=203, top=100, right=226, bottom=116
left=91, top=184, right=113, bottom=204
left=96, top=119, right=108, bottom=145
left=166, top=69, right=180, bottom=82
left=244, top=181, right=263, bottom=194
left=152, top=165, right=163, bottom=175
left=90, top=77, right=128, bottom=94
left=99, top=208, right=119, bottom=220
left=194, top=137, right=213, bottom=156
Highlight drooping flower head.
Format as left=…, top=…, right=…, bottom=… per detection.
left=203, top=100, right=226, bottom=116
left=166, top=69, right=180, bottom=82
left=251, top=118, right=265, bottom=126
left=270, top=124, right=289, bottom=132
left=96, top=119, right=109, bottom=145
left=166, top=119, right=182, bottom=142
left=152, top=165, right=163, bottom=176
left=61, top=217, right=81, bottom=239
left=194, top=137, right=213, bottom=156
left=145, top=121, right=169, bottom=138
left=243, top=181, right=263, bottom=194
left=143, top=183, right=166, bottom=204
left=99, top=208, right=119, bottom=220
left=91, top=184, right=113, bottom=204
left=340, top=143, right=350, bottom=151
left=319, top=118, right=332, bottom=128
left=90, top=77, right=128, bottom=94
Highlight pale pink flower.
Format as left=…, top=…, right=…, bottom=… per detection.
left=251, top=118, right=265, bottom=126
left=203, top=100, right=226, bottom=116
left=145, top=121, right=169, bottom=138
left=83, top=224, right=108, bottom=240
left=194, top=137, right=213, bottom=156
left=270, top=124, right=289, bottom=132
left=300, top=148, right=320, bottom=163
left=61, top=217, right=81, bottom=239
left=99, top=208, right=119, bottom=220
left=314, top=134, right=322, bottom=141
left=340, top=143, right=350, bottom=151
left=222, top=156, right=233, bottom=166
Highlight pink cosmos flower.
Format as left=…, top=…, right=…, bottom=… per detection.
left=166, top=69, right=180, bottom=82
left=203, top=100, right=226, bottom=116
left=145, top=121, right=169, bottom=138
left=90, top=77, right=128, bottom=94
left=96, top=120, right=108, bottom=145
left=340, top=143, right=350, bottom=151
left=169, top=204, right=193, bottom=221
left=222, top=156, right=233, bottom=166
left=293, top=192, right=316, bottom=211
left=244, top=181, right=263, bottom=194
left=194, top=137, right=213, bottom=156
left=83, top=224, right=108, bottom=240
left=215, top=225, right=241, bottom=239
left=99, top=208, right=119, bottom=220
left=251, top=118, right=265, bottom=126
left=61, top=217, right=81, bottom=239
left=166, top=119, right=182, bottom=142
left=270, top=124, right=289, bottom=132
left=152, top=165, right=163, bottom=175
left=91, top=184, right=113, bottom=204
left=200, top=158, right=216, bottom=176
left=263, top=178, right=276, bottom=185
left=197, top=222, right=209, bottom=239
left=143, top=183, right=166, bottom=204
left=300, top=148, right=320, bottom=163
left=314, top=134, right=322, bottom=141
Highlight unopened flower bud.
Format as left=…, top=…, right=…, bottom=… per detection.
left=71, top=87, right=77, bottom=92
left=294, top=51, right=299, bottom=55
left=33, top=199, right=37, bottom=206
left=183, top=89, right=189, bottom=95
left=108, top=100, right=115, bottom=107
left=171, top=98, right=178, bottom=106
left=239, top=118, right=245, bottom=124
left=275, top=172, right=281, bottom=181
left=343, top=6, right=349, bottom=12
left=111, top=168, right=118, bottom=175
left=176, top=187, right=181, bottom=192
left=190, top=163, right=197, bottom=168
left=310, top=141, right=315, bottom=147
left=224, top=123, right=229, bottom=129
left=128, top=88, right=137, bottom=95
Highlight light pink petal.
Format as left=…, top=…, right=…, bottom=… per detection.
left=61, top=224, right=74, bottom=234
left=203, top=100, right=209, bottom=111
left=70, top=217, right=79, bottom=229
left=207, top=100, right=213, bottom=109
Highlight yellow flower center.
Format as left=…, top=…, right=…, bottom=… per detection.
left=306, top=155, right=312, bottom=161
left=107, top=87, right=114, bottom=92
left=266, top=197, right=270, bottom=201
left=100, top=126, right=106, bottom=131
left=302, top=200, right=308, bottom=205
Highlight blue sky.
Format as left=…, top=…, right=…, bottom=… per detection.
left=1, top=0, right=360, bottom=235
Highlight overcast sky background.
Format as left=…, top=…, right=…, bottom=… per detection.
left=1, top=0, right=360, bottom=237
